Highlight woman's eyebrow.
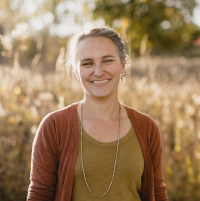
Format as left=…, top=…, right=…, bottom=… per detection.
left=102, top=55, right=114, bottom=59
left=81, top=58, right=92, bottom=62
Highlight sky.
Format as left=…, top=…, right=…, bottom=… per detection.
left=193, top=0, right=200, bottom=27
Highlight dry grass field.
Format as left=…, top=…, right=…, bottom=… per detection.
left=0, top=56, right=200, bottom=201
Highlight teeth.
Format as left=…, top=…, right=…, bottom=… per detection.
left=93, top=80, right=109, bottom=84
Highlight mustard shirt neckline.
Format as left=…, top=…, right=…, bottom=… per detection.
left=77, top=113, right=134, bottom=148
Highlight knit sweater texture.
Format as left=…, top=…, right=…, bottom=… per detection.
left=27, top=102, right=168, bottom=201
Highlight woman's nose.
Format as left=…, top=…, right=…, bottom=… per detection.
left=94, top=63, right=104, bottom=77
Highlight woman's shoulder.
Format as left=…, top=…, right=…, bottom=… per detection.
left=37, top=102, right=79, bottom=133
left=51, top=102, right=78, bottom=118
left=124, top=105, right=158, bottom=128
left=35, top=102, right=79, bottom=143
left=124, top=105, right=161, bottom=146
left=40, top=102, right=79, bottom=124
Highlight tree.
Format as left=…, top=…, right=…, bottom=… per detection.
left=0, top=0, right=73, bottom=69
left=91, top=0, right=199, bottom=55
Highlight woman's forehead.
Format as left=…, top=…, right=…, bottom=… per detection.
left=77, top=37, right=119, bottom=60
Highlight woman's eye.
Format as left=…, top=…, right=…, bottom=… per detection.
left=82, top=62, right=93, bottom=66
left=103, top=60, right=113, bottom=63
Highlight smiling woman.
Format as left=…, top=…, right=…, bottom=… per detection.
left=76, top=37, right=125, bottom=99
left=27, top=24, right=168, bottom=201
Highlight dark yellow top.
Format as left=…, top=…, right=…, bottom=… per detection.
left=72, top=115, right=144, bottom=201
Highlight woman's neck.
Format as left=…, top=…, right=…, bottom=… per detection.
left=80, top=97, right=120, bottom=121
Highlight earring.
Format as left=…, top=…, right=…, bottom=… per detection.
left=121, top=77, right=123, bottom=82
left=77, top=78, right=81, bottom=88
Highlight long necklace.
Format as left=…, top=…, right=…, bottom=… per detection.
left=80, top=102, right=121, bottom=198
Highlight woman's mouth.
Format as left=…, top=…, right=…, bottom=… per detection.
left=92, top=79, right=110, bottom=84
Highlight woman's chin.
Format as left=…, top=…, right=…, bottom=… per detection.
left=84, top=90, right=112, bottom=99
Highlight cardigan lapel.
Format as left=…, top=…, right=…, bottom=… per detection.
left=124, top=105, right=153, bottom=201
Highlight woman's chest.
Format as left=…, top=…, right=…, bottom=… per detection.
left=72, top=126, right=144, bottom=201
left=82, top=118, right=132, bottom=142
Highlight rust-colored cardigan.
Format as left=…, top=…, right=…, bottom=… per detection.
left=27, top=103, right=168, bottom=201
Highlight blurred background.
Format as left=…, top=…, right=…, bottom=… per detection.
left=0, top=0, right=200, bottom=200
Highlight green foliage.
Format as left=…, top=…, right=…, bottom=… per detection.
left=92, top=0, right=199, bottom=54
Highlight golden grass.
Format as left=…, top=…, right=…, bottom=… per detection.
left=0, top=56, right=200, bottom=200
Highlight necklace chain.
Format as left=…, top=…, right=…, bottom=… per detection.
left=80, top=102, right=121, bottom=198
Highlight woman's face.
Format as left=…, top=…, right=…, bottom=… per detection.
left=76, top=37, right=125, bottom=100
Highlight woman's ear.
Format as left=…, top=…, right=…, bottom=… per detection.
left=121, top=62, right=126, bottom=74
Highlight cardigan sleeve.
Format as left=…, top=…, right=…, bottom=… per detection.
left=27, top=113, right=59, bottom=201
left=149, top=118, right=168, bottom=201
